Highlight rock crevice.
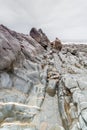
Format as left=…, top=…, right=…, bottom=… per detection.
left=0, top=25, right=87, bottom=130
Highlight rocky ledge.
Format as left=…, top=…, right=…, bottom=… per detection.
left=0, top=25, right=87, bottom=130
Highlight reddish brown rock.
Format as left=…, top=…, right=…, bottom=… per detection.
left=51, top=38, right=62, bottom=51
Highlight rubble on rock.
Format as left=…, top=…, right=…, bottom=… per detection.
left=0, top=24, right=87, bottom=130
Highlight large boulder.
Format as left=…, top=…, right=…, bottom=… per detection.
left=51, top=38, right=62, bottom=51
left=30, top=28, right=50, bottom=49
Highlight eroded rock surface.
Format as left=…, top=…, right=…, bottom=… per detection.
left=0, top=25, right=87, bottom=130
left=30, top=28, right=50, bottom=49
left=51, top=38, right=62, bottom=51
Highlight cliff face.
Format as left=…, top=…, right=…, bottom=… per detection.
left=0, top=25, right=87, bottom=130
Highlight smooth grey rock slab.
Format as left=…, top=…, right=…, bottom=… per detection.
left=49, top=124, right=65, bottom=130
left=14, top=68, right=40, bottom=84
left=0, top=89, right=26, bottom=103
left=62, top=75, right=78, bottom=90
left=13, top=77, right=33, bottom=94
left=0, top=72, right=12, bottom=88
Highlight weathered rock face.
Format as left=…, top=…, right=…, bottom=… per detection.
left=30, top=28, right=50, bottom=49
left=51, top=38, right=62, bottom=51
left=0, top=25, right=44, bottom=70
left=30, top=28, right=41, bottom=43
left=0, top=25, right=20, bottom=70
left=0, top=24, right=87, bottom=130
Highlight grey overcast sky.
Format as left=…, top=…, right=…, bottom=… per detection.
left=0, top=0, right=87, bottom=41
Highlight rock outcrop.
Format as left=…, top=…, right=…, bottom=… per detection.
left=30, top=28, right=50, bottom=49
left=0, top=24, right=87, bottom=130
left=51, top=38, right=62, bottom=51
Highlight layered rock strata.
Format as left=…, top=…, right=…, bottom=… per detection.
left=0, top=25, right=87, bottom=130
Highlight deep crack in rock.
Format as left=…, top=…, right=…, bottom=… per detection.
left=0, top=25, right=87, bottom=130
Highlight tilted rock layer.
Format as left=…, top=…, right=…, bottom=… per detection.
left=0, top=25, right=87, bottom=130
